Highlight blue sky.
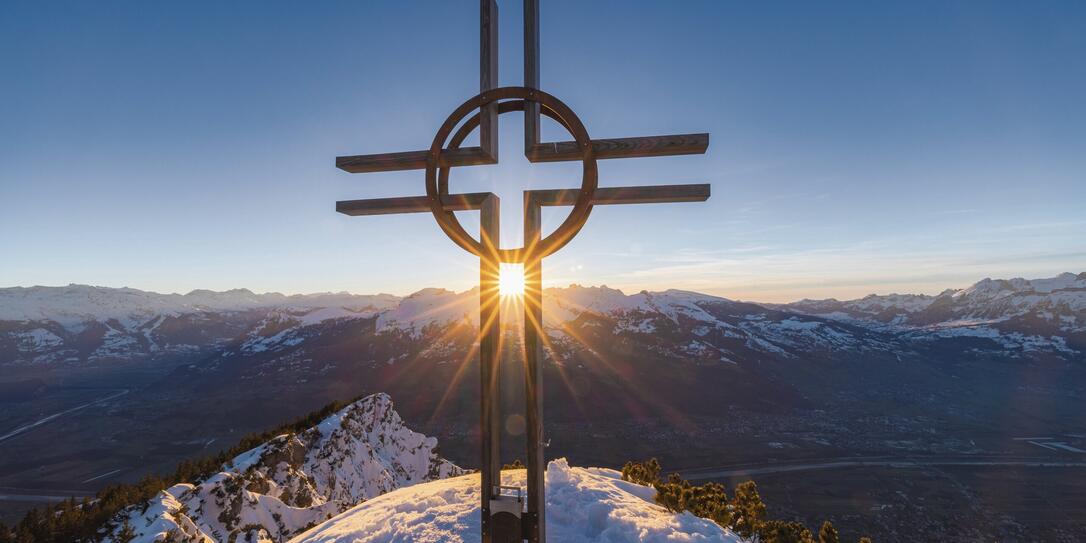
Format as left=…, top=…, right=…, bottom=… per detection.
left=2, top=1, right=1084, bottom=302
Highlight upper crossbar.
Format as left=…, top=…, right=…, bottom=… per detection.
left=336, top=192, right=496, bottom=216
left=336, top=134, right=709, bottom=174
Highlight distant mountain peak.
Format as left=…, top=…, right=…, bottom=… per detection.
left=404, top=287, right=458, bottom=298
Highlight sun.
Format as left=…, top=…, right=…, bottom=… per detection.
left=499, top=263, right=525, bottom=297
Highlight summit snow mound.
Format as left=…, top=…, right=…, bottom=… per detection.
left=291, top=458, right=741, bottom=543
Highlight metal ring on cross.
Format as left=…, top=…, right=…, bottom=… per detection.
left=425, top=86, right=597, bottom=263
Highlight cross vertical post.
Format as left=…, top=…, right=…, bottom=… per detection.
left=480, top=0, right=499, bottom=159
left=523, top=0, right=540, bottom=155
left=479, top=194, right=502, bottom=542
left=522, top=193, right=545, bottom=543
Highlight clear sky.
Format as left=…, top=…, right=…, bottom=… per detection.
left=2, top=1, right=1084, bottom=303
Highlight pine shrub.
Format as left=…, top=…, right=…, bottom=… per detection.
left=819, top=520, right=840, bottom=543
left=620, top=457, right=662, bottom=486
left=760, top=519, right=815, bottom=543
left=731, top=480, right=767, bottom=538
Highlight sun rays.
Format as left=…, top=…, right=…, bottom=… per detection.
left=402, top=224, right=693, bottom=433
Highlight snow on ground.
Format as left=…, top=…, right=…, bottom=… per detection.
left=105, top=393, right=463, bottom=543
left=12, top=328, right=64, bottom=350
left=905, top=325, right=1077, bottom=355
left=242, top=307, right=384, bottom=353
left=291, top=459, right=741, bottom=543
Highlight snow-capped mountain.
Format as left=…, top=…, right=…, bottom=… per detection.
left=784, top=272, right=1086, bottom=356
left=2, top=273, right=1083, bottom=367
left=0, top=284, right=398, bottom=329
left=106, top=393, right=463, bottom=543
left=0, top=285, right=398, bottom=364
left=541, top=285, right=898, bottom=363
left=0, top=284, right=896, bottom=366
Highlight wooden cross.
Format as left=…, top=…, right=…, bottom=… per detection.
left=334, top=2, right=709, bottom=541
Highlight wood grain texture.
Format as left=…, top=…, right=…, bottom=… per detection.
left=528, top=183, right=710, bottom=207
left=523, top=0, right=541, bottom=155
left=527, top=133, right=709, bottom=163
left=480, top=0, right=499, bottom=159
left=336, top=146, right=496, bottom=174
left=337, top=185, right=709, bottom=215
left=522, top=188, right=546, bottom=543
left=336, top=192, right=496, bottom=216
left=478, top=194, right=502, bottom=540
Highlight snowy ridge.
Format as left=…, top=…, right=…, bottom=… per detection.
left=783, top=272, right=1086, bottom=356
left=375, top=288, right=477, bottom=336
left=3, top=273, right=1083, bottom=365
left=787, top=272, right=1086, bottom=326
left=241, top=307, right=385, bottom=353
left=544, top=285, right=721, bottom=326
left=540, top=285, right=895, bottom=361
left=0, top=285, right=399, bottom=363
left=787, top=293, right=936, bottom=325
left=106, top=393, right=463, bottom=543
left=291, top=459, right=741, bottom=543
left=0, top=284, right=398, bottom=331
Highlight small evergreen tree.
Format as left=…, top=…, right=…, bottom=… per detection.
left=162, top=528, right=185, bottom=543
left=685, top=481, right=732, bottom=527
left=115, top=518, right=138, bottom=543
left=652, top=473, right=688, bottom=512
left=620, top=458, right=662, bottom=486
left=730, top=480, right=767, bottom=538
left=759, top=520, right=815, bottom=543
left=818, top=520, right=840, bottom=543
left=647, top=472, right=734, bottom=528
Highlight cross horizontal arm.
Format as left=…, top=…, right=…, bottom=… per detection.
left=528, top=133, right=708, bottom=163
left=528, top=183, right=710, bottom=207
left=336, top=133, right=708, bottom=174
left=336, top=147, right=496, bottom=174
left=336, top=192, right=496, bottom=216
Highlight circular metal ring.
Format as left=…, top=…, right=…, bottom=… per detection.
left=425, top=87, right=597, bottom=263
left=440, top=99, right=572, bottom=195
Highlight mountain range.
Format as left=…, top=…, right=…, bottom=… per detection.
left=2, top=272, right=1083, bottom=366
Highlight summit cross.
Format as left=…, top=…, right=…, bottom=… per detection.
left=332, top=2, right=710, bottom=541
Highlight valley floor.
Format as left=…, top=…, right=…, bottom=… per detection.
left=2, top=341, right=1085, bottom=541
left=719, top=464, right=1086, bottom=542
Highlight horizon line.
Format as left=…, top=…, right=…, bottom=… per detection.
left=3, top=270, right=1083, bottom=306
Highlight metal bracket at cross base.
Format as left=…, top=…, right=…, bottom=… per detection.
left=332, top=2, right=710, bottom=542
